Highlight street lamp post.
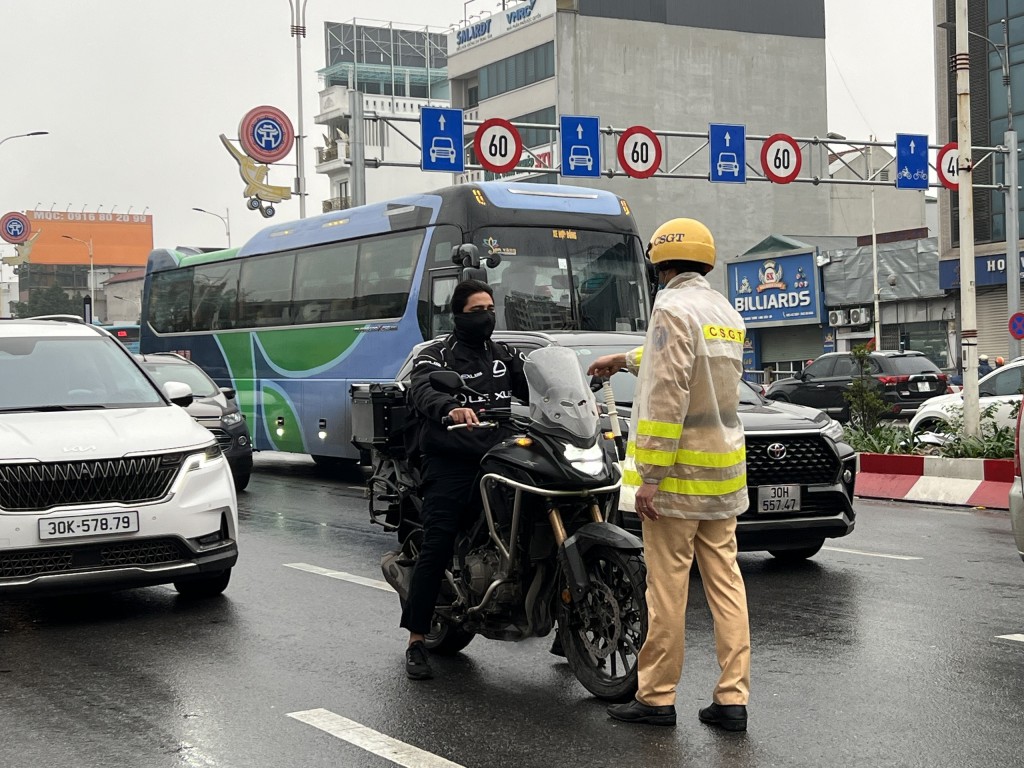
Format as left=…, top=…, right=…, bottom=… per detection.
left=61, top=234, right=94, bottom=319
left=191, top=207, right=231, bottom=247
left=0, top=131, right=48, bottom=148
left=287, top=0, right=309, bottom=219
left=939, top=17, right=1019, bottom=361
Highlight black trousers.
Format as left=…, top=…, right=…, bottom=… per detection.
left=400, top=454, right=479, bottom=635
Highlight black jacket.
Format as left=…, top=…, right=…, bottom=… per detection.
left=409, top=336, right=530, bottom=458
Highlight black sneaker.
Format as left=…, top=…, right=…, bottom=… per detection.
left=405, top=640, right=433, bottom=680
left=698, top=702, right=747, bottom=731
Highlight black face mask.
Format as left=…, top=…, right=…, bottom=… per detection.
left=453, top=310, right=496, bottom=345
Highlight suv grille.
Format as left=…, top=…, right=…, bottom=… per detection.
left=0, top=538, right=189, bottom=579
left=745, top=435, right=839, bottom=486
left=0, top=453, right=189, bottom=511
left=208, top=428, right=233, bottom=451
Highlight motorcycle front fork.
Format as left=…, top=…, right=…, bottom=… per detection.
left=547, top=502, right=604, bottom=546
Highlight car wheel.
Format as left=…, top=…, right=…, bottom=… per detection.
left=913, top=419, right=946, bottom=436
left=770, top=394, right=789, bottom=403
left=233, top=471, right=251, bottom=492
left=768, top=541, right=824, bottom=562
left=174, top=569, right=231, bottom=597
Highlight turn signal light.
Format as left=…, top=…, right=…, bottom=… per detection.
left=514, top=437, right=533, bottom=447
left=603, top=431, right=616, bottom=440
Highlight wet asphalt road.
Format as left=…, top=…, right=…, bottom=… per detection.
left=1, top=452, right=1023, bottom=768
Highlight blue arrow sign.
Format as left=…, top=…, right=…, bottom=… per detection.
left=421, top=107, right=465, bottom=172
left=709, top=123, right=746, bottom=184
left=560, top=115, right=601, bottom=178
left=895, top=133, right=929, bottom=190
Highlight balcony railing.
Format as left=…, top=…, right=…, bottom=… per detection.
left=323, top=197, right=352, bottom=213
left=317, top=145, right=339, bottom=163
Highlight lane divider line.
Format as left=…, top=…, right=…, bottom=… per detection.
left=822, top=546, right=923, bottom=561
left=284, top=562, right=395, bottom=592
left=996, top=634, right=1024, bottom=643
left=288, top=709, right=465, bottom=768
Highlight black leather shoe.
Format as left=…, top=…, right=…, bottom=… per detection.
left=698, top=702, right=747, bottom=731
left=607, top=699, right=676, bottom=726
left=405, top=641, right=433, bottom=680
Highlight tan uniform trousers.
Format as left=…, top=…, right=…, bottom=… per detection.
left=637, top=515, right=751, bottom=708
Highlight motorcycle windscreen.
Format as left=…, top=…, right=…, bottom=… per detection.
left=524, top=346, right=600, bottom=441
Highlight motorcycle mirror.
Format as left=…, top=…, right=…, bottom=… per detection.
left=429, top=370, right=467, bottom=394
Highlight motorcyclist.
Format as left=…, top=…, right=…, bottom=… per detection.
left=401, top=279, right=530, bottom=680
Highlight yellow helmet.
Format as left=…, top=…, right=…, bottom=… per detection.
left=647, top=218, right=716, bottom=270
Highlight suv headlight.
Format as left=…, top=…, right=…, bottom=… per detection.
left=821, top=419, right=845, bottom=442
left=222, top=411, right=243, bottom=426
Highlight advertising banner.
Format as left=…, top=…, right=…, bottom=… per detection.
left=727, top=251, right=822, bottom=329
left=24, top=211, right=154, bottom=266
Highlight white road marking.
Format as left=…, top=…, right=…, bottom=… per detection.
left=288, top=709, right=464, bottom=768
left=284, top=562, right=395, bottom=592
left=996, top=634, right=1024, bottom=643
left=822, top=546, right=922, bottom=561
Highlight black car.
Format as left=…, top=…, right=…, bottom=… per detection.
left=136, top=353, right=253, bottom=491
left=394, top=331, right=857, bottom=561
left=765, top=350, right=949, bottom=422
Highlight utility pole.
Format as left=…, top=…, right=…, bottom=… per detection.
left=954, top=0, right=980, bottom=438
left=288, top=0, right=309, bottom=219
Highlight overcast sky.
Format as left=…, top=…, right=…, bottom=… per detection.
left=0, top=0, right=936, bottom=262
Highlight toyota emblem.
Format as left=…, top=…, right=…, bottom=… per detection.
left=766, top=442, right=787, bottom=460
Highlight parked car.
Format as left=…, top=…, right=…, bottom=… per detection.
left=391, top=331, right=857, bottom=560
left=1011, top=404, right=1024, bottom=563
left=766, top=350, right=949, bottom=422
left=136, top=353, right=253, bottom=491
left=0, top=316, right=238, bottom=596
left=909, top=359, right=1024, bottom=435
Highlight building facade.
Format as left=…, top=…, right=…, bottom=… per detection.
left=935, top=0, right=1024, bottom=361
left=314, top=20, right=451, bottom=211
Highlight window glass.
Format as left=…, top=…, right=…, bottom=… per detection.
left=148, top=268, right=194, bottom=334
left=831, top=356, right=856, bottom=377
left=886, top=356, right=942, bottom=375
left=294, top=242, right=358, bottom=324
left=239, top=253, right=296, bottom=328
left=192, top=262, right=240, bottom=331
left=430, top=276, right=458, bottom=337
left=803, top=357, right=834, bottom=378
left=355, top=230, right=424, bottom=319
left=140, top=360, right=219, bottom=397
left=987, top=367, right=1024, bottom=396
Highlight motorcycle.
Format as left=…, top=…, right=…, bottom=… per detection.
left=363, top=346, right=648, bottom=701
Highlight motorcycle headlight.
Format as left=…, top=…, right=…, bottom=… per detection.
left=564, top=443, right=606, bottom=477
left=222, top=411, right=243, bottom=426
left=821, top=419, right=845, bottom=442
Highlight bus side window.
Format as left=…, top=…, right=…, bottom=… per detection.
left=430, top=276, right=457, bottom=336
left=294, top=242, right=357, bottom=324
left=239, top=253, right=296, bottom=328
left=193, top=262, right=240, bottom=331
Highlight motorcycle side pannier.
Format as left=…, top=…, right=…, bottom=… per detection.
left=350, top=382, right=412, bottom=454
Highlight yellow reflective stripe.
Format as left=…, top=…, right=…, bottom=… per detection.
left=676, top=446, right=746, bottom=468
left=702, top=324, right=745, bottom=343
left=624, top=470, right=748, bottom=497
left=625, top=442, right=676, bottom=466
left=629, top=442, right=746, bottom=469
left=627, top=347, right=643, bottom=367
left=637, top=419, right=682, bottom=439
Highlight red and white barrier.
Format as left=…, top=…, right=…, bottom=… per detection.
left=856, top=453, right=1014, bottom=509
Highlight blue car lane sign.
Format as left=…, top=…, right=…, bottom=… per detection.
left=895, top=133, right=929, bottom=190
left=421, top=107, right=465, bottom=172
left=560, top=115, right=601, bottom=178
left=709, top=123, right=746, bottom=184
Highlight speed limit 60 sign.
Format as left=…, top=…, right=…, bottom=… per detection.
left=617, top=126, right=662, bottom=179
left=760, top=133, right=802, bottom=184
left=474, top=118, right=523, bottom=174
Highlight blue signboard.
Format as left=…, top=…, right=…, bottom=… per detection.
left=895, top=133, right=929, bottom=190
left=710, top=123, right=746, bottom=184
left=939, top=252, right=1024, bottom=289
left=560, top=115, right=600, bottom=178
left=421, top=107, right=465, bottom=172
left=727, top=251, right=822, bottom=328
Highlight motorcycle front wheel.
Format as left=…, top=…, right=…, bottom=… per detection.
left=561, top=546, right=647, bottom=702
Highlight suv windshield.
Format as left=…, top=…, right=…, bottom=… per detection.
left=0, top=336, right=164, bottom=411
left=477, top=228, right=650, bottom=334
left=886, top=356, right=942, bottom=375
left=140, top=360, right=219, bottom=397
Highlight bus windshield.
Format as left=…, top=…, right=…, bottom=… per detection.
left=476, top=228, right=647, bottom=334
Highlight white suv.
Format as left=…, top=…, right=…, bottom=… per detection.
left=0, top=317, right=238, bottom=596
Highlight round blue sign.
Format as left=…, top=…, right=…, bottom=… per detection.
left=0, top=212, right=30, bottom=244
left=1009, top=312, right=1024, bottom=340
left=252, top=118, right=284, bottom=151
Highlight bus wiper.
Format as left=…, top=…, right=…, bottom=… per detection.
left=0, top=404, right=110, bottom=413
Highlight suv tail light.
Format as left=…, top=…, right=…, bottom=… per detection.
left=877, top=375, right=910, bottom=386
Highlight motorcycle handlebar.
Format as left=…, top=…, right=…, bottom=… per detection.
left=446, top=421, right=498, bottom=431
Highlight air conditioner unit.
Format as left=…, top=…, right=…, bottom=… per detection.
left=849, top=307, right=872, bottom=326
left=828, top=309, right=849, bottom=327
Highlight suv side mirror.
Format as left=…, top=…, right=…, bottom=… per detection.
left=219, top=386, right=237, bottom=400
left=163, top=380, right=194, bottom=408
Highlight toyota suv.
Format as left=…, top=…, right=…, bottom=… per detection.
left=0, top=317, right=238, bottom=596
left=390, top=331, right=857, bottom=561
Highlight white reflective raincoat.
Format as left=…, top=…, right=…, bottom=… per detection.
left=620, top=272, right=747, bottom=520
